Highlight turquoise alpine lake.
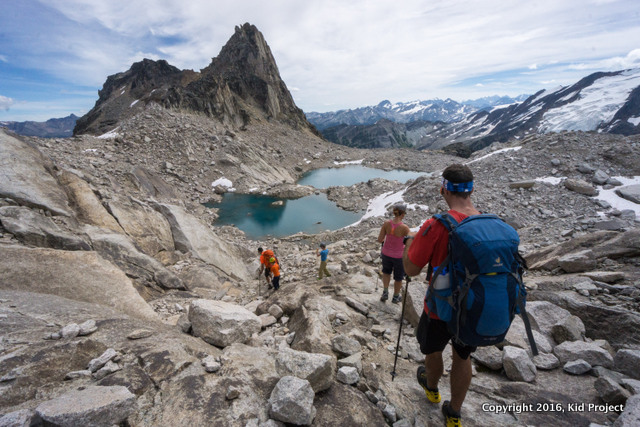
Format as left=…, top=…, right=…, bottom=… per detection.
left=208, top=193, right=362, bottom=240
left=297, top=165, right=426, bottom=189
left=210, top=165, right=427, bottom=240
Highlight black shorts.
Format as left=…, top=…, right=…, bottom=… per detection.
left=416, top=312, right=476, bottom=360
left=381, top=253, right=405, bottom=281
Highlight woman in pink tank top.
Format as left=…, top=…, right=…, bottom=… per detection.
left=377, top=203, right=413, bottom=303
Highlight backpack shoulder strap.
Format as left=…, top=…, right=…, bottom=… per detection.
left=432, top=212, right=459, bottom=232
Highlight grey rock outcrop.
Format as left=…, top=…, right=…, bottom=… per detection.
left=0, top=206, right=90, bottom=250
left=58, top=170, right=124, bottom=233
left=152, top=202, right=250, bottom=281
left=0, top=131, right=71, bottom=216
left=0, top=246, right=158, bottom=321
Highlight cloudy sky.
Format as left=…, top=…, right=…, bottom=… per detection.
left=1, top=0, right=640, bottom=122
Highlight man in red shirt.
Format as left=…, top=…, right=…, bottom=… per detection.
left=403, top=164, right=480, bottom=427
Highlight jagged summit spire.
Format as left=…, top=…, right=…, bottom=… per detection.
left=74, top=23, right=315, bottom=136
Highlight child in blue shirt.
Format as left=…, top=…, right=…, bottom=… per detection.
left=316, top=243, right=332, bottom=280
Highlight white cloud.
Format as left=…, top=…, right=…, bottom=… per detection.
left=568, top=49, right=640, bottom=71
left=2, top=0, right=640, bottom=120
left=0, top=95, right=14, bottom=111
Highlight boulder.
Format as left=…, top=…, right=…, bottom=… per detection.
left=504, top=316, right=553, bottom=353
left=337, top=352, right=363, bottom=374
left=313, top=383, right=387, bottom=426
left=525, top=301, right=572, bottom=338
left=564, top=178, right=598, bottom=196
left=188, top=299, right=261, bottom=347
left=0, top=130, right=71, bottom=216
left=35, top=385, right=136, bottom=427
left=344, top=296, right=369, bottom=316
left=288, top=299, right=334, bottom=356
left=331, top=334, right=362, bottom=358
left=553, top=340, right=614, bottom=368
left=503, top=346, right=536, bottom=382
left=88, top=348, right=118, bottom=372
left=275, top=347, right=336, bottom=392
left=557, top=250, right=597, bottom=273
left=551, top=315, right=586, bottom=344
left=269, top=376, right=316, bottom=426
left=592, top=170, right=610, bottom=185
left=471, top=346, right=503, bottom=371
left=615, top=184, right=640, bottom=204
left=563, top=359, right=592, bottom=375
left=532, top=353, right=561, bottom=370
left=525, top=230, right=632, bottom=271
left=336, top=366, right=359, bottom=385
left=579, top=271, right=627, bottom=283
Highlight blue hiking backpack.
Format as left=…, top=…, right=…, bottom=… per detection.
left=425, top=213, right=538, bottom=354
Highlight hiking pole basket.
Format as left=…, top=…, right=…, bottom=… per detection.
left=391, top=275, right=411, bottom=381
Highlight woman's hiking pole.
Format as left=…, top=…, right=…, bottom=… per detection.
left=391, top=275, right=411, bottom=381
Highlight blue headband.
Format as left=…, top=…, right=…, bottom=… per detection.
left=442, top=178, right=474, bottom=192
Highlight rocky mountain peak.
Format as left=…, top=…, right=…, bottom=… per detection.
left=74, top=23, right=317, bottom=136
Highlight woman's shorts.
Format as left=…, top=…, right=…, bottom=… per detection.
left=381, top=253, right=405, bottom=281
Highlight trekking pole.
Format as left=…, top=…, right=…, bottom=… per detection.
left=391, top=275, right=411, bottom=381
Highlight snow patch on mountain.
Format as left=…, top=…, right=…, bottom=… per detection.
left=539, top=69, right=640, bottom=133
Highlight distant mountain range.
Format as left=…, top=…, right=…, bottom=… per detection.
left=307, top=68, right=640, bottom=155
left=306, top=95, right=529, bottom=131
left=0, top=114, right=78, bottom=138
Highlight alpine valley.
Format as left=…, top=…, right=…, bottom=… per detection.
left=1, top=23, right=640, bottom=427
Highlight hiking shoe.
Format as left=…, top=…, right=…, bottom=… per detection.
left=380, top=290, right=389, bottom=302
left=416, top=366, right=441, bottom=403
left=391, top=294, right=402, bottom=304
left=442, top=401, right=462, bottom=427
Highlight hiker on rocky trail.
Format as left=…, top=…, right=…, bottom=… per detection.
left=316, top=242, right=332, bottom=280
left=403, top=164, right=481, bottom=427
left=378, top=202, right=413, bottom=303
left=267, top=257, right=281, bottom=290
left=258, top=247, right=276, bottom=288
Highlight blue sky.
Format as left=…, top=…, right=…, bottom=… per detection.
left=1, top=0, right=640, bottom=122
